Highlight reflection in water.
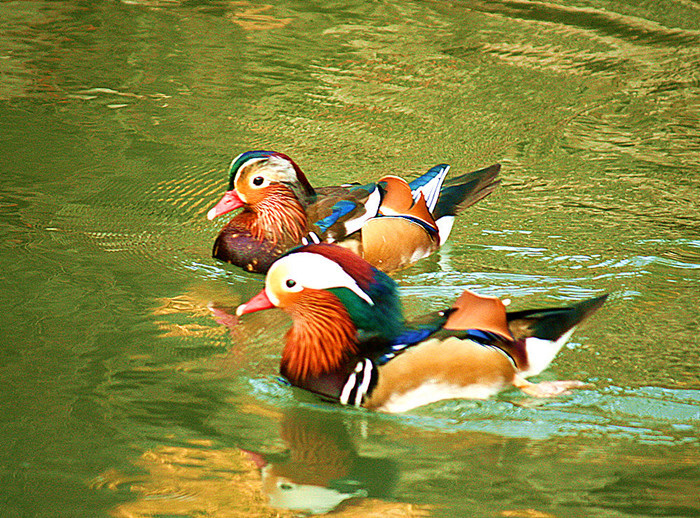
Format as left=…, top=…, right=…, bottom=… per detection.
left=95, top=396, right=700, bottom=517
left=97, top=405, right=428, bottom=517
left=95, top=440, right=293, bottom=518
left=244, top=408, right=398, bottom=514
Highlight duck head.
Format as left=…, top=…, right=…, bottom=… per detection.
left=207, top=150, right=316, bottom=221
left=237, top=244, right=405, bottom=382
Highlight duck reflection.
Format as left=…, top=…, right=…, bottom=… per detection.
left=95, top=402, right=419, bottom=517
left=242, top=407, right=398, bottom=515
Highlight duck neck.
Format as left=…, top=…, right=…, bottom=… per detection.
left=250, top=185, right=308, bottom=245
left=281, top=292, right=359, bottom=384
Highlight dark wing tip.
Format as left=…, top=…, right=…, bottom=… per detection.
left=507, top=294, right=608, bottom=341
left=571, top=294, right=609, bottom=320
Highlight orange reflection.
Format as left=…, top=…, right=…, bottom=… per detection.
left=243, top=408, right=412, bottom=515
left=150, top=287, right=252, bottom=372
left=226, top=2, right=293, bottom=32
left=96, top=441, right=295, bottom=518
left=97, top=405, right=431, bottom=517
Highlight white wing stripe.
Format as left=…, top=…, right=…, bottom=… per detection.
left=343, top=187, right=381, bottom=236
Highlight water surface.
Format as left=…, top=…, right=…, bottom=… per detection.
left=1, top=1, right=698, bottom=516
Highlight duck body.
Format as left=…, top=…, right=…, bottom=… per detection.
left=212, top=214, right=283, bottom=273
left=208, top=151, right=500, bottom=273
left=236, top=244, right=608, bottom=413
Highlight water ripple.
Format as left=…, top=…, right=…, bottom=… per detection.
left=474, top=0, right=700, bottom=47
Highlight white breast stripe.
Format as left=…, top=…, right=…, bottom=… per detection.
left=339, top=359, right=375, bottom=407
left=355, top=359, right=374, bottom=406
left=302, top=232, right=321, bottom=246
left=340, top=371, right=357, bottom=405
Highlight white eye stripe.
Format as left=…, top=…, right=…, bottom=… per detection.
left=232, top=157, right=267, bottom=182
left=236, top=154, right=297, bottom=185
left=265, top=286, right=280, bottom=306
left=267, top=252, right=374, bottom=306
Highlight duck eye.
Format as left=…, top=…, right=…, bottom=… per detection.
left=285, top=279, right=296, bottom=288
left=252, top=176, right=264, bottom=186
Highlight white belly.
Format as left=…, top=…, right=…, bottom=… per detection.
left=377, top=380, right=504, bottom=413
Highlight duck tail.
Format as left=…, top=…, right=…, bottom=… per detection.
left=429, top=163, right=501, bottom=244
left=432, top=163, right=501, bottom=220
left=507, top=294, right=608, bottom=378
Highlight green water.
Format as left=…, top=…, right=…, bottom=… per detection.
left=1, top=1, right=698, bottom=516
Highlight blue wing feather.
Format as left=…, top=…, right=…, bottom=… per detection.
left=312, top=182, right=378, bottom=234
left=314, top=200, right=360, bottom=233
left=408, top=164, right=448, bottom=191
left=374, top=322, right=443, bottom=365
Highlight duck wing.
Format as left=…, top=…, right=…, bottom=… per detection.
left=306, top=183, right=382, bottom=243
left=506, top=294, right=608, bottom=378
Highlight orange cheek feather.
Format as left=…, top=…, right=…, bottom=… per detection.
left=282, top=290, right=359, bottom=381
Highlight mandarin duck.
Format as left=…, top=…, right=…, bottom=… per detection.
left=235, top=244, right=607, bottom=413
left=207, top=150, right=500, bottom=273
